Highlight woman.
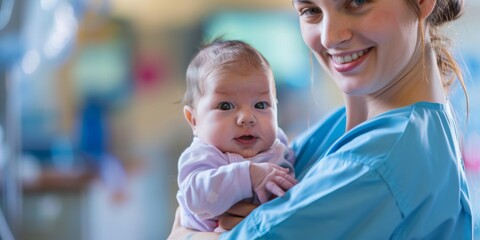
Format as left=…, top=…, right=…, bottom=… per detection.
left=169, top=0, right=474, bottom=238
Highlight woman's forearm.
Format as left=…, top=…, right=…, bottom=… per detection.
left=168, top=207, right=220, bottom=240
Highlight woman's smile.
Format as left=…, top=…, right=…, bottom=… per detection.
left=329, top=48, right=371, bottom=73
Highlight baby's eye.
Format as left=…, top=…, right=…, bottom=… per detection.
left=218, top=102, right=234, bottom=110
left=254, top=102, right=269, bottom=109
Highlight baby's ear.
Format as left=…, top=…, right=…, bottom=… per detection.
left=183, top=105, right=197, bottom=133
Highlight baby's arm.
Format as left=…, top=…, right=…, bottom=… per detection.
left=178, top=137, right=297, bottom=225
left=178, top=146, right=254, bottom=220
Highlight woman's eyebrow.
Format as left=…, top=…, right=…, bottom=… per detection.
left=292, top=0, right=313, bottom=4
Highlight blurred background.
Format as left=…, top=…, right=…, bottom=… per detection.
left=0, top=0, right=478, bottom=239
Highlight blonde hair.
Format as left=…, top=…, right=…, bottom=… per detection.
left=183, top=39, right=273, bottom=107
left=406, top=0, right=469, bottom=113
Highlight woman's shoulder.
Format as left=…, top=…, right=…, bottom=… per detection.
left=321, top=102, right=463, bottom=216
left=293, top=102, right=450, bottom=163
left=330, top=101, right=453, bottom=166
left=293, top=101, right=457, bottom=177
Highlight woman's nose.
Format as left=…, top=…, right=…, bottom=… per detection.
left=321, top=14, right=352, bottom=49
left=237, top=109, right=256, bottom=127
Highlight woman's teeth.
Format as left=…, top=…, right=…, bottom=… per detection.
left=332, top=49, right=368, bottom=64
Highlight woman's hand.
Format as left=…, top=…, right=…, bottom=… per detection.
left=168, top=207, right=220, bottom=240
left=218, top=201, right=259, bottom=230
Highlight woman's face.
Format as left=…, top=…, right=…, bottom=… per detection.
left=293, top=0, right=420, bottom=96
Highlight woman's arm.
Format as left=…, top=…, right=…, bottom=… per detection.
left=222, top=157, right=402, bottom=239
left=218, top=201, right=258, bottom=230
left=168, top=208, right=220, bottom=240
left=168, top=201, right=258, bottom=240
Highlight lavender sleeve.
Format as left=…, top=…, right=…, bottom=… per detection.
left=177, top=138, right=253, bottom=231
left=276, top=128, right=296, bottom=168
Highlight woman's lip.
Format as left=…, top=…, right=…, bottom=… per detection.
left=330, top=48, right=371, bottom=73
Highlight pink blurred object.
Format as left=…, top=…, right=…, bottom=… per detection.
left=133, top=54, right=169, bottom=90
left=463, top=133, right=480, bottom=171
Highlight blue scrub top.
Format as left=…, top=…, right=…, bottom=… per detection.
left=221, top=102, right=473, bottom=239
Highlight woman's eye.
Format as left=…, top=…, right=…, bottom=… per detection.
left=299, top=7, right=322, bottom=17
left=218, top=102, right=234, bottom=110
left=348, top=0, right=367, bottom=8
left=254, top=102, right=269, bottom=109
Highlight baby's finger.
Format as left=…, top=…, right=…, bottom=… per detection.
left=256, top=189, right=269, bottom=203
left=284, top=173, right=298, bottom=185
left=265, top=181, right=286, bottom=197
left=271, top=164, right=289, bottom=173
left=272, top=175, right=296, bottom=190
left=274, top=170, right=298, bottom=186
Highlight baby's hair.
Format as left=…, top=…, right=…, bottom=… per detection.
left=183, top=38, right=273, bottom=107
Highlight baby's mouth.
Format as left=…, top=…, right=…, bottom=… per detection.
left=235, top=135, right=258, bottom=145
left=238, top=135, right=254, bottom=140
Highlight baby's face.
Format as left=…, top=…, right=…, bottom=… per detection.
left=185, top=66, right=277, bottom=158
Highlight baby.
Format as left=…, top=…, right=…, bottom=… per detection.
left=176, top=39, right=297, bottom=232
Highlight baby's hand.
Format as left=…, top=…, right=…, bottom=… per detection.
left=249, top=162, right=298, bottom=203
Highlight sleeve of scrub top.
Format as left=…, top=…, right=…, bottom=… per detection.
left=220, top=154, right=403, bottom=239
left=178, top=147, right=253, bottom=220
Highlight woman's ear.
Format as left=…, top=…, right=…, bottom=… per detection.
left=419, top=0, right=436, bottom=19
left=183, top=105, right=197, bottom=134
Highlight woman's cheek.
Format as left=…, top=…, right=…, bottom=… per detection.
left=301, top=27, right=320, bottom=54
